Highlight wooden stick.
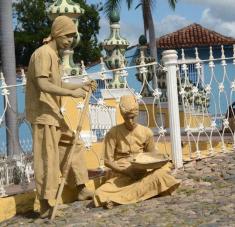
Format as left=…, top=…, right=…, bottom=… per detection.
left=51, top=89, right=92, bottom=220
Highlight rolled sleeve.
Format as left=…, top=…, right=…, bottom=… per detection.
left=34, top=50, right=52, bottom=78
left=104, top=129, right=116, bottom=163
left=144, top=129, right=156, bottom=153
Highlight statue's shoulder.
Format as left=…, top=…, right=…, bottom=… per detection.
left=137, top=124, right=153, bottom=136
left=33, top=45, right=53, bottom=57
left=109, top=123, right=123, bottom=132
left=106, top=123, right=124, bottom=135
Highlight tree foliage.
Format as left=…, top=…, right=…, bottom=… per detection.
left=13, top=0, right=52, bottom=66
left=73, top=0, right=102, bottom=65
left=13, top=0, right=102, bottom=66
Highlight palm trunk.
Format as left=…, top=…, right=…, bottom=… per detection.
left=146, top=5, right=157, bottom=89
left=0, top=0, right=21, bottom=158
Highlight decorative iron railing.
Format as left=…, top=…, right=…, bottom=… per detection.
left=176, top=45, right=235, bottom=160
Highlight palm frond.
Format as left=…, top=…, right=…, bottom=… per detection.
left=104, top=0, right=122, bottom=18
left=135, top=3, right=142, bottom=10
left=168, top=0, right=177, bottom=10
left=126, top=0, right=134, bottom=10
left=141, top=0, right=153, bottom=33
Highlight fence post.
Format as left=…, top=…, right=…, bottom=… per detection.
left=4, top=162, right=9, bottom=185
left=162, top=50, right=183, bottom=169
left=0, top=184, right=6, bottom=198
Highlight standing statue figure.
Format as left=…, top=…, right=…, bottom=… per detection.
left=26, top=16, right=96, bottom=218
left=93, top=95, right=180, bottom=208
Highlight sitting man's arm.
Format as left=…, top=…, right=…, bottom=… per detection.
left=105, top=160, right=141, bottom=180
left=144, top=129, right=157, bottom=153
left=144, top=128, right=169, bottom=159
left=104, top=131, right=139, bottom=179
left=103, top=131, right=124, bottom=174
left=37, top=77, right=86, bottom=98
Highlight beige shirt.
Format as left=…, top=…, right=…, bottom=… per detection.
left=26, top=44, right=62, bottom=126
left=104, top=123, right=155, bottom=163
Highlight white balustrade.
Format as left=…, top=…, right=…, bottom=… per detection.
left=89, top=104, right=116, bottom=139
left=177, top=45, right=235, bottom=162
left=0, top=156, right=34, bottom=189
left=162, top=50, right=183, bottom=169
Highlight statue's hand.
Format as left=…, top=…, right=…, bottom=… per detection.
left=122, top=169, right=136, bottom=179
left=121, top=167, right=146, bottom=181
left=70, top=88, right=86, bottom=98
left=83, top=80, right=97, bottom=92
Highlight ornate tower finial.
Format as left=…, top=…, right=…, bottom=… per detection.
left=134, top=35, right=155, bottom=97
left=102, top=9, right=129, bottom=89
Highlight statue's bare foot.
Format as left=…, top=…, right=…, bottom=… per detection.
left=39, top=200, right=51, bottom=219
left=77, top=184, right=94, bottom=201
left=104, top=200, right=114, bottom=209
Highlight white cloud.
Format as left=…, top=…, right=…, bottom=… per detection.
left=201, top=8, right=235, bottom=37
left=156, top=15, right=191, bottom=37
left=185, top=0, right=235, bottom=21
left=97, top=16, right=143, bottom=46
left=182, top=0, right=235, bottom=37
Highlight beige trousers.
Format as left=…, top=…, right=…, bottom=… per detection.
left=32, top=124, right=89, bottom=204
left=93, top=167, right=180, bottom=207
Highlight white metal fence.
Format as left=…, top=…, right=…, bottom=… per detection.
left=89, top=104, right=116, bottom=140
left=0, top=155, right=34, bottom=197
left=176, top=46, right=235, bottom=162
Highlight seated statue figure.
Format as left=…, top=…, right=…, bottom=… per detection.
left=93, top=95, right=180, bottom=208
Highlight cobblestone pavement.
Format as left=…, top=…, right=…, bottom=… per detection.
left=2, top=152, right=235, bottom=227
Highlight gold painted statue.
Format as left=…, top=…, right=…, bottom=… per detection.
left=93, top=95, right=180, bottom=208
left=26, top=15, right=96, bottom=218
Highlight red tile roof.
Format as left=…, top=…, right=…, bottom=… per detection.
left=157, top=23, right=235, bottom=49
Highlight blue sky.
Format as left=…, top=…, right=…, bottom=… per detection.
left=87, top=0, right=235, bottom=45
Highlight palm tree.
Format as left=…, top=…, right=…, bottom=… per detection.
left=0, top=0, right=21, bottom=158
left=104, top=0, right=177, bottom=88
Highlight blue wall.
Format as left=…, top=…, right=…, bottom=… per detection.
left=159, top=45, right=234, bottom=116
left=0, top=83, right=32, bottom=154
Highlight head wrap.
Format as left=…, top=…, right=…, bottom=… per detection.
left=119, top=95, right=139, bottom=115
left=43, top=15, right=77, bottom=44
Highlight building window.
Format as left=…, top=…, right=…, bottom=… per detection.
left=138, top=110, right=148, bottom=126
left=178, top=58, right=204, bottom=86
left=155, top=113, right=166, bottom=127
